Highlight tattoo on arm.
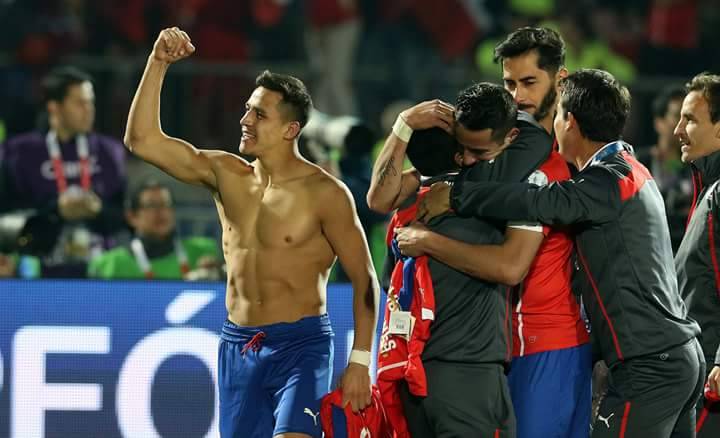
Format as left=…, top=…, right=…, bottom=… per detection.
left=377, top=156, right=398, bottom=187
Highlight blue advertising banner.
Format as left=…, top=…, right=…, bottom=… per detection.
left=0, top=280, right=383, bottom=437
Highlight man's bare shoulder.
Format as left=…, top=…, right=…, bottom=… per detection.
left=304, top=164, right=351, bottom=200
left=209, top=150, right=255, bottom=177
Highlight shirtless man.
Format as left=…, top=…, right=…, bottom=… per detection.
left=124, top=27, right=378, bottom=438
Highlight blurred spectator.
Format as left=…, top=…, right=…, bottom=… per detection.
left=639, top=0, right=700, bottom=76
left=6, top=0, right=88, bottom=66
left=88, top=180, right=221, bottom=280
left=549, top=14, right=636, bottom=82
left=0, top=66, right=127, bottom=277
left=304, top=0, right=361, bottom=115
left=637, top=85, right=692, bottom=251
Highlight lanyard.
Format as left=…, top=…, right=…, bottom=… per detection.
left=130, top=238, right=190, bottom=279
left=45, top=131, right=91, bottom=193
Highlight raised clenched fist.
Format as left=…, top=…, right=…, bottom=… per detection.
left=152, top=27, right=196, bottom=64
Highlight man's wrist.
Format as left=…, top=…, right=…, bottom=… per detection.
left=148, top=55, right=170, bottom=68
left=392, top=115, right=413, bottom=143
left=349, top=349, right=371, bottom=367
left=420, top=230, right=437, bottom=254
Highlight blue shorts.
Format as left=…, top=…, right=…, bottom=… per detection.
left=508, top=343, right=592, bottom=438
left=218, top=314, right=334, bottom=438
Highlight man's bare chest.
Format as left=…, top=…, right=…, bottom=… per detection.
left=218, top=185, right=321, bottom=249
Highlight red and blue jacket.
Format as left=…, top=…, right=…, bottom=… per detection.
left=377, top=191, right=436, bottom=438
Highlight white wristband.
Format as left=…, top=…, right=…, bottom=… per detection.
left=392, top=115, right=413, bottom=143
left=349, top=349, right=371, bottom=367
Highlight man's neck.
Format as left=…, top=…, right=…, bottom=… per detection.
left=137, top=233, right=175, bottom=258
left=576, top=139, right=610, bottom=170
left=538, top=113, right=554, bottom=135
left=52, top=125, right=77, bottom=143
left=254, top=142, right=304, bottom=185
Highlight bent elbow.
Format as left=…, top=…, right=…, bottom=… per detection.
left=123, top=132, right=142, bottom=152
left=366, top=194, right=393, bottom=214
left=499, top=263, right=529, bottom=286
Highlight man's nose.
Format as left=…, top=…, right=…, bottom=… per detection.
left=673, top=121, right=684, bottom=137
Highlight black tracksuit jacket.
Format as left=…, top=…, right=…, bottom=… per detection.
left=676, top=151, right=720, bottom=366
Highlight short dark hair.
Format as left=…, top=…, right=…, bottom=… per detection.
left=455, top=82, right=518, bottom=142
left=558, top=69, right=631, bottom=143
left=42, top=66, right=92, bottom=103
left=652, top=86, right=685, bottom=119
left=126, top=180, right=173, bottom=211
left=406, top=128, right=462, bottom=176
left=686, top=73, right=720, bottom=123
left=255, top=70, right=313, bottom=128
left=494, top=27, right=566, bottom=73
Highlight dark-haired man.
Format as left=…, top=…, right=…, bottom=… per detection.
left=496, top=26, right=567, bottom=134
left=125, top=27, right=378, bottom=438
left=674, top=73, right=720, bottom=437
left=0, top=66, right=127, bottom=277
left=369, top=82, right=552, bottom=437
left=420, top=69, right=704, bottom=438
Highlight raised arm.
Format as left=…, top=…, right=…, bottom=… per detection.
left=367, top=100, right=454, bottom=213
left=320, top=178, right=379, bottom=411
left=124, top=27, right=226, bottom=190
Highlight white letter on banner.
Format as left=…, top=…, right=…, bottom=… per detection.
left=12, top=326, right=110, bottom=437
left=116, top=327, right=219, bottom=438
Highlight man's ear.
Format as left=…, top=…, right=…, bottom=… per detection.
left=565, top=111, right=581, bottom=134
left=556, top=67, right=569, bottom=82
left=505, top=127, right=520, bottom=144
left=284, top=121, right=301, bottom=140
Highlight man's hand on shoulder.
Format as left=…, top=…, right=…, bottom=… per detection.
left=417, top=181, right=452, bottom=223
left=152, top=27, right=195, bottom=64
left=338, top=362, right=371, bottom=413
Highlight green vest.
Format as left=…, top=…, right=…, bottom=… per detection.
left=88, top=237, right=220, bottom=280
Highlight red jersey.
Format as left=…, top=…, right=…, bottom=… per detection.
left=377, top=191, right=436, bottom=437
left=511, top=151, right=590, bottom=356
left=320, top=386, right=391, bottom=438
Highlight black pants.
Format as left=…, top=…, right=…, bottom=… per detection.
left=696, top=361, right=720, bottom=438
left=399, top=360, right=516, bottom=437
left=592, top=338, right=705, bottom=438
